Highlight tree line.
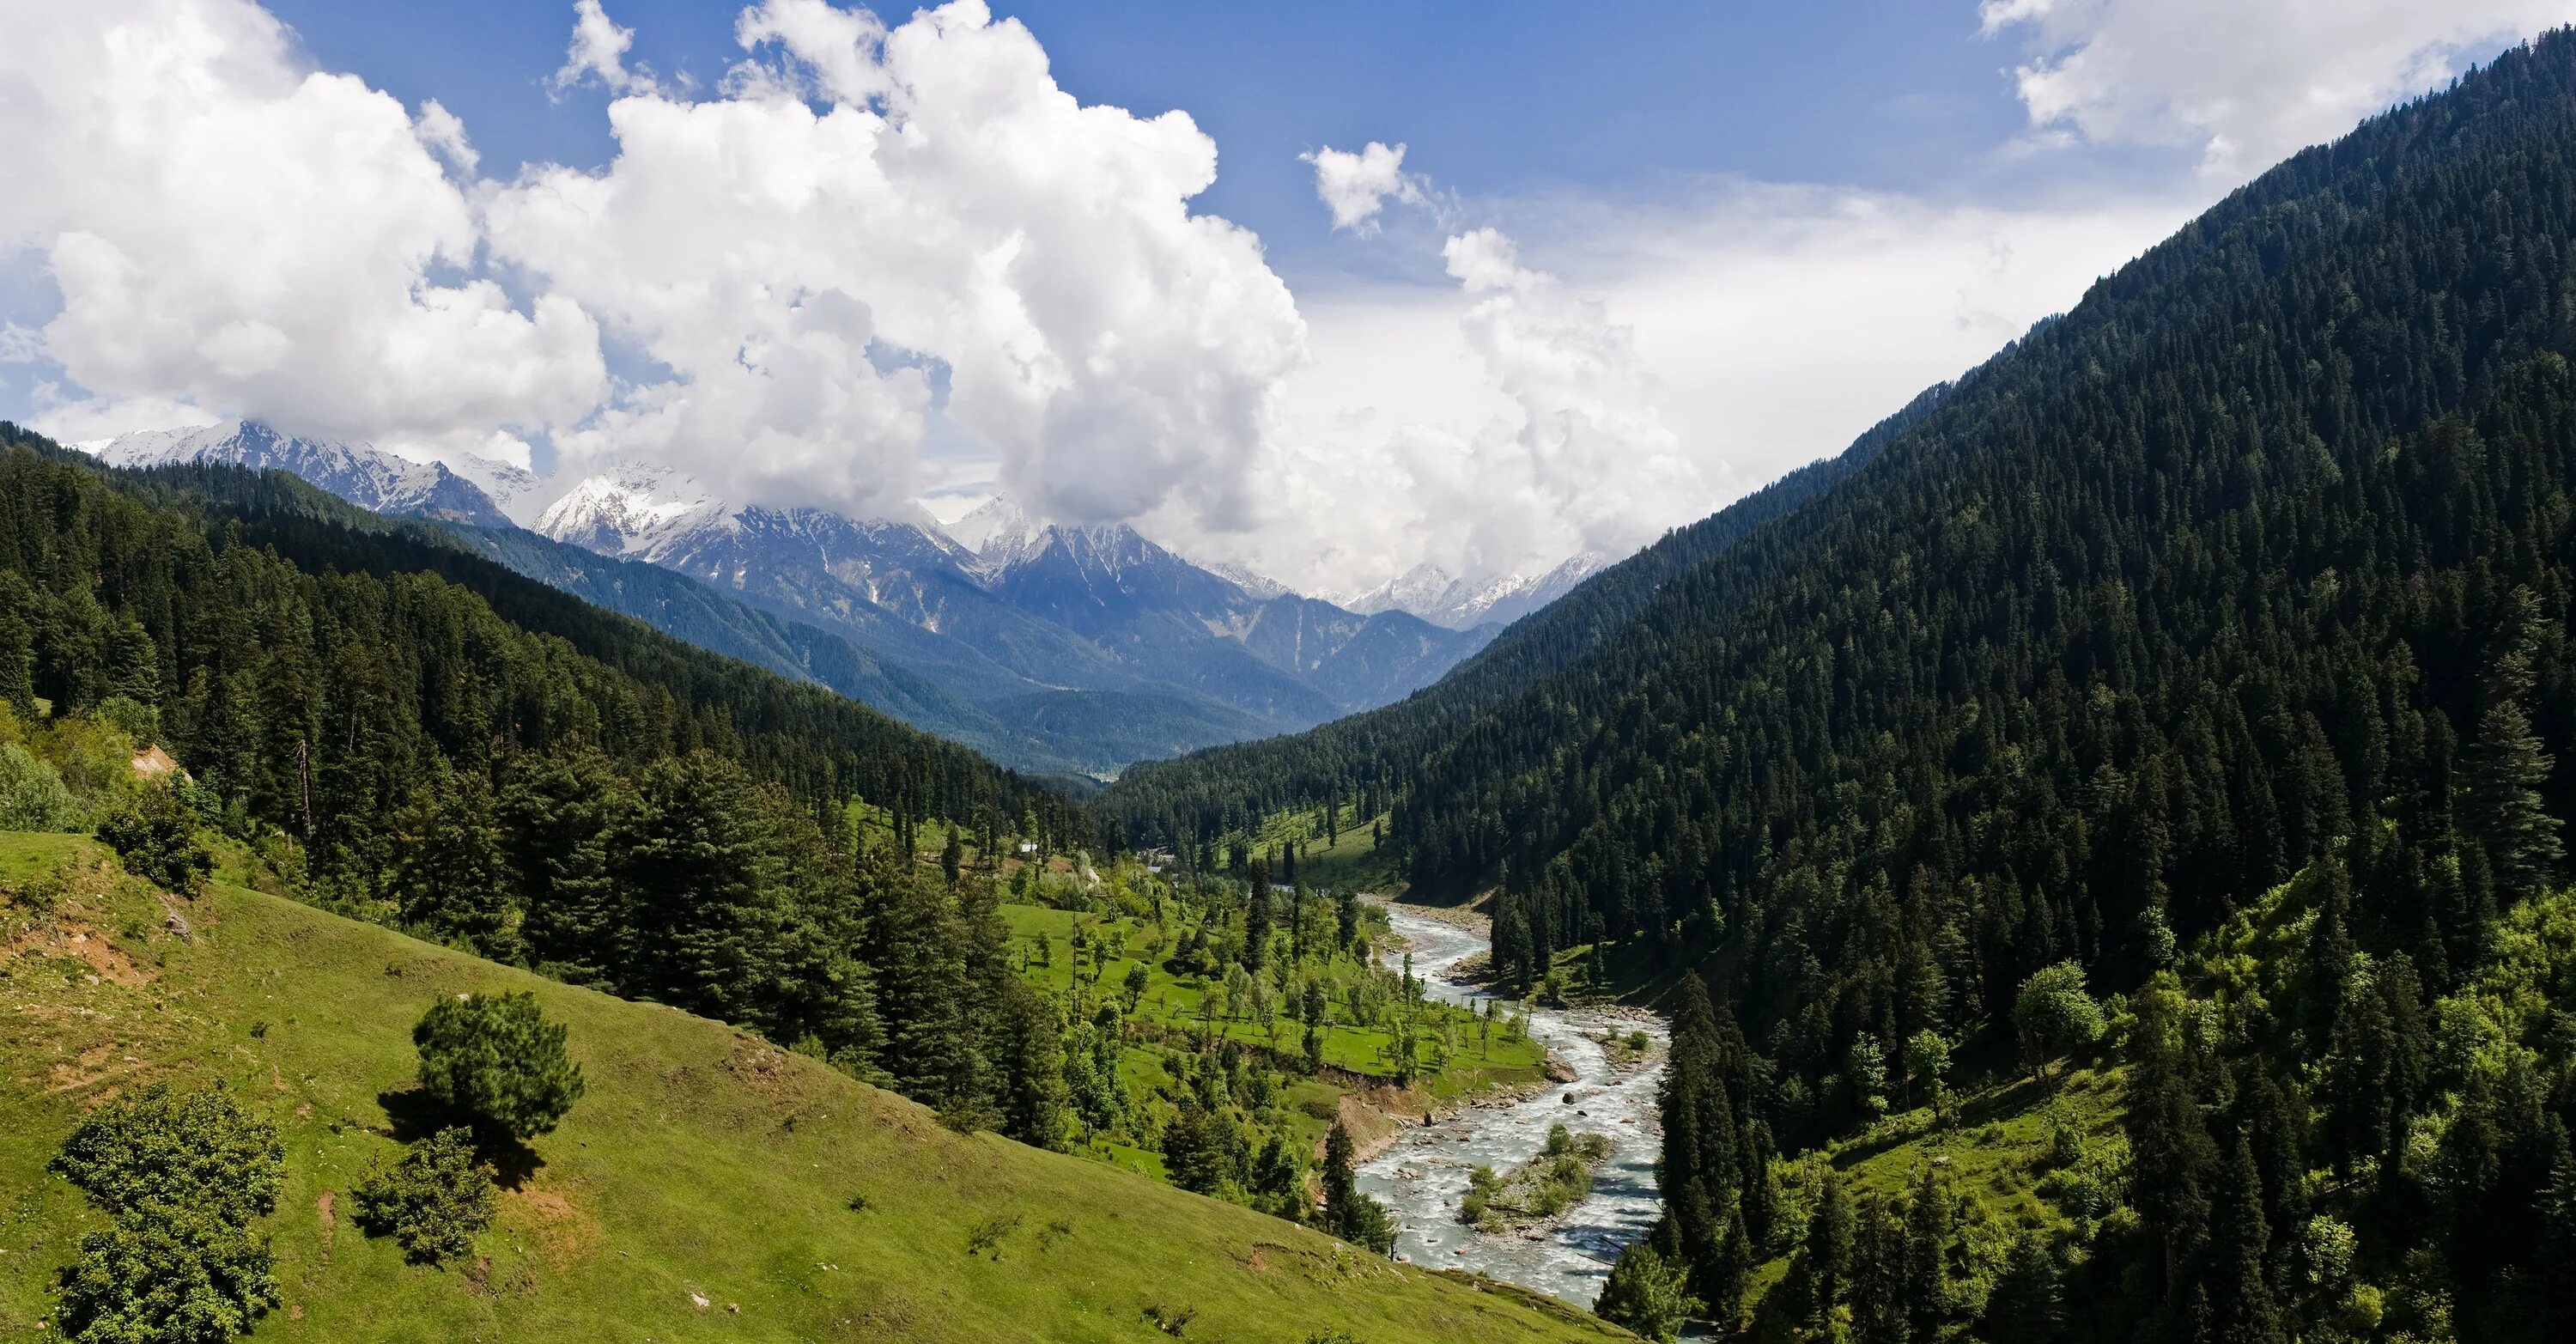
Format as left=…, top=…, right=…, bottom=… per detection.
left=0, top=428, right=1093, bottom=1144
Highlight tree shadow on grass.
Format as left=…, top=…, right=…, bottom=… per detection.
left=376, top=1086, right=545, bottom=1189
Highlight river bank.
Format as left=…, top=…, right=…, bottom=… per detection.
left=1358, top=902, right=1669, bottom=1311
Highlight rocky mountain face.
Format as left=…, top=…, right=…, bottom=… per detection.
left=85, top=422, right=529, bottom=529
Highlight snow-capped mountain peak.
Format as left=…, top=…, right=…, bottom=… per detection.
left=532, top=461, right=728, bottom=557
left=1345, top=551, right=1609, bottom=629
left=1199, top=559, right=1292, bottom=600
left=942, top=496, right=1048, bottom=570
left=82, top=421, right=517, bottom=529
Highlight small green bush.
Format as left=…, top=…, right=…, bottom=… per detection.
left=0, top=741, right=81, bottom=830
left=50, top=1085, right=285, bottom=1344
left=51, top=1084, right=284, bottom=1226
left=966, top=1213, right=1022, bottom=1260
left=58, top=1211, right=278, bottom=1344
left=350, top=1128, right=495, bottom=1266
left=413, top=991, right=586, bottom=1140
left=94, top=785, right=212, bottom=895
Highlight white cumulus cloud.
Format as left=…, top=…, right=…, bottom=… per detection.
left=1302, top=141, right=1424, bottom=234
left=0, top=0, right=605, bottom=448
left=1169, top=179, right=2190, bottom=599
left=490, top=0, right=1305, bottom=522
left=1979, top=0, right=2574, bottom=176
left=1437, top=225, right=1703, bottom=563
left=550, top=0, right=660, bottom=97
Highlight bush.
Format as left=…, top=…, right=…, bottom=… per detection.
left=51, top=1084, right=284, bottom=1226
left=414, top=992, right=586, bottom=1140
left=350, top=1128, right=495, bottom=1265
left=93, top=695, right=162, bottom=746
left=50, top=1085, right=285, bottom=1344
left=58, top=1211, right=278, bottom=1344
left=0, top=742, right=81, bottom=830
left=94, top=784, right=212, bottom=895
left=1595, top=1239, right=1697, bottom=1342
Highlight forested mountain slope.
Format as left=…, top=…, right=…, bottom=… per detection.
left=1091, top=368, right=1953, bottom=844
left=1116, top=31, right=2576, bottom=1344
left=0, top=429, right=1144, bottom=1100
left=9, top=436, right=1072, bottom=839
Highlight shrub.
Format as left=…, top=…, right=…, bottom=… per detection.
left=350, top=1128, right=495, bottom=1265
left=50, top=1085, right=285, bottom=1344
left=413, top=992, right=586, bottom=1140
left=93, top=695, right=162, bottom=746
left=51, top=1084, right=284, bottom=1227
left=965, top=1213, right=1021, bottom=1259
left=1595, top=1239, right=1697, bottom=1342
left=94, top=784, right=212, bottom=895
left=0, top=742, right=81, bottom=830
left=58, top=1211, right=277, bottom=1344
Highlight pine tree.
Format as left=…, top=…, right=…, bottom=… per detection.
left=2464, top=695, right=2562, bottom=902
left=1243, top=879, right=1271, bottom=972
left=386, top=762, right=516, bottom=958
left=1805, top=1169, right=1855, bottom=1327
left=2126, top=976, right=2215, bottom=1302
left=995, top=987, right=1066, bottom=1152
left=2537, top=1123, right=2576, bottom=1339
left=496, top=748, right=630, bottom=981
left=2211, top=1137, right=2285, bottom=1344
left=1322, top=1120, right=1394, bottom=1254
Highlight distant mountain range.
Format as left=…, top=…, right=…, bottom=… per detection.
left=79, top=423, right=1534, bottom=775
left=88, top=422, right=536, bottom=530
left=1340, top=553, right=1609, bottom=631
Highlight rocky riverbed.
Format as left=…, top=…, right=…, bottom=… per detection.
left=1358, top=903, right=1668, bottom=1310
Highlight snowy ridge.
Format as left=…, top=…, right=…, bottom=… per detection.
left=1197, top=559, right=1293, bottom=600
left=83, top=422, right=518, bottom=529
left=531, top=461, right=730, bottom=558
left=1344, top=551, right=1609, bottom=630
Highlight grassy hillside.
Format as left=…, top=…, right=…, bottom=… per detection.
left=0, top=835, right=1625, bottom=1343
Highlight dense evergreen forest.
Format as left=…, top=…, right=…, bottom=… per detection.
left=0, top=429, right=1100, bottom=1128
left=1108, top=30, right=2576, bottom=1344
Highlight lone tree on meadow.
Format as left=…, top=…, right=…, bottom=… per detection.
left=414, top=991, right=586, bottom=1140
left=2013, top=960, right=2103, bottom=1082
left=1906, top=1029, right=1953, bottom=1121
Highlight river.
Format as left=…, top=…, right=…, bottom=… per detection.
left=1359, top=904, right=1668, bottom=1310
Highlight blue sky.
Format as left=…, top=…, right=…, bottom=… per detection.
left=256, top=0, right=2098, bottom=289
left=3, top=1, right=2562, bottom=595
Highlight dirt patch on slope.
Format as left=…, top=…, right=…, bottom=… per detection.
left=509, top=1186, right=604, bottom=1270
left=9, top=917, right=152, bottom=988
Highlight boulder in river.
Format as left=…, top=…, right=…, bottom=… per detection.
left=1542, top=1055, right=1578, bottom=1084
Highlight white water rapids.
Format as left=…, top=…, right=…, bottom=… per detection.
left=1360, top=904, right=1669, bottom=1309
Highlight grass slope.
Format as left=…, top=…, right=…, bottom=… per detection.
left=1, top=836, right=1625, bottom=1344
left=1745, top=1050, right=2126, bottom=1315
left=999, top=902, right=1548, bottom=1184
